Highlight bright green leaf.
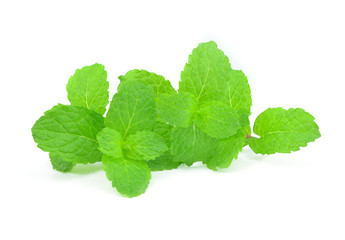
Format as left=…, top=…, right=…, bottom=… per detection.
left=102, top=155, right=151, bottom=198
left=248, top=108, right=321, bottom=154
left=96, top=127, right=123, bottom=158
left=119, top=69, right=176, bottom=97
left=66, top=63, right=109, bottom=115
left=179, top=41, right=231, bottom=103
left=195, top=101, right=240, bottom=139
left=123, top=131, right=168, bottom=161
left=32, top=104, right=105, bottom=164
left=157, top=92, right=197, bottom=127
left=105, top=80, right=156, bottom=139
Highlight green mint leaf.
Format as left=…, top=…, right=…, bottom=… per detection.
left=32, top=104, right=105, bottom=164
left=248, top=108, right=321, bottom=154
left=204, top=131, right=245, bottom=170
left=123, top=130, right=168, bottom=161
left=102, top=155, right=151, bottom=197
left=105, top=80, right=156, bottom=138
left=194, top=100, right=240, bottom=139
left=179, top=41, right=231, bottom=103
left=119, top=69, right=176, bottom=97
left=225, top=69, right=252, bottom=113
left=171, top=125, right=217, bottom=166
left=148, top=152, right=181, bottom=171
left=157, top=92, right=197, bottom=128
left=96, top=127, right=123, bottom=158
left=49, top=153, right=76, bottom=172
left=66, top=63, right=109, bottom=115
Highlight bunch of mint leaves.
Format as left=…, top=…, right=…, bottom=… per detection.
left=32, top=41, right=321, bottom=197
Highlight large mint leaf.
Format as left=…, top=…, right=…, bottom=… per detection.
left=105, top=80, right=156, bottom=139
left=248, top=108, right=321, bottom=154
left=179, top=41, right=231, bottom=103
left=66, top=63, right=109, bottom=115
left=32, top=104, right=105, bottom=164
left=102, top=155, right=151, bottom=197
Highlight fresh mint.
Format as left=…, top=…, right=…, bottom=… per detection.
left=32, top=41, right=321, bottom=197
left=67, top=63, right=109, bottom=115
left=247, top=107, right=321, bottom=154
left=32, top=104, right=105, bottom=164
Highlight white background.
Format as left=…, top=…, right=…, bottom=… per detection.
left=1, top=0, right=344, bottom=239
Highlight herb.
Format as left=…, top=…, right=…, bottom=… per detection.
left=32, top=41, right=321, bottom=197
left=246, top=108, right=321, bottom=154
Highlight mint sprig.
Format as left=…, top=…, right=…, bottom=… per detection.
left=32, top=41, right=321, bottom=197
